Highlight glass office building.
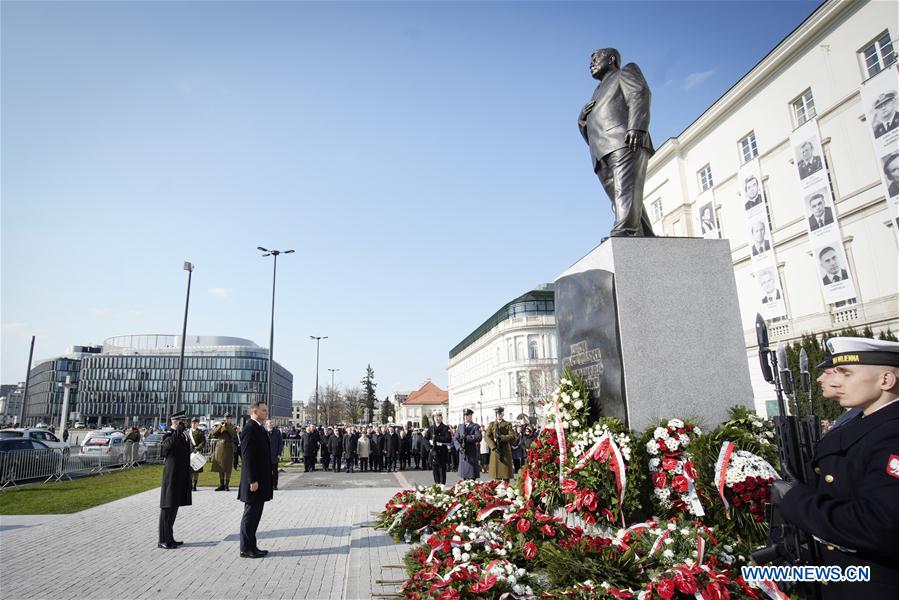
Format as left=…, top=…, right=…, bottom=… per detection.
left=21, top=350, right=93, bottom=426
left=45, top=335, right=292, bottom=428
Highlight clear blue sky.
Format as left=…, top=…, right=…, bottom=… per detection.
left=2, top=1, right=821, bottom=400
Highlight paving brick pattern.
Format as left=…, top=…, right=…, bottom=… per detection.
left=0, top=467, right=444, bottom=600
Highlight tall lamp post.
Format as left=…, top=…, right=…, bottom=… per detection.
left=478, top=387, right=484, bottom=424
left=310, top=336, right=327, bottom=424
left=173, top=261, right=194, bottom=418
left=327, top=368, right=340, bottom=425
left=259, top=247, right=294, bottom=415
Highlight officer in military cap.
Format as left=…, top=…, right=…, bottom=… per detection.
left=423, top=411, right=452, bottom=485
left=778, top=337, right=899, bottom=599
left=485, top=407, right=516, bottom=482
left=210, top=412, right=238, bottom=491
left=158, top=411, right=191, bottom=549
left=873, top=91, right=898, bottom=139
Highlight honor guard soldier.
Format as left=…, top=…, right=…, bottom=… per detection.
left=210, top=412, right=238, bottom=491
left=158, top=411, right=191, bottom=549
left=455, top=408, right=482, bottom=480
left=188, top=418, right=206, bottom=492
left=424, top=411, right=452, bottom=485
left=778, top=337, right=899, bottom=599
left=485, top=407, right=516, bottom=482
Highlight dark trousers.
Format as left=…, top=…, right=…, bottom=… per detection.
left=432, top=446, right=448, bottom=484
left=371, top=453, right=381, bottom=471
left=303, top=455, right=316, bottom=472
left=158, top=506, right=178, bottom=544
left=333, top=455, right=342, bottom=472
left=271, top=464, right=279, bottom=490
left=322, top=455, right=330, bottom=471
left=344, top=456, right=354, bottom=472
left=413, top=453, right=420, bottom=469
left=360, top=457, right=368, bottom=471
left=290, top=442, right=300, bottom=462
left=240, top=502, right=265, bottom=552
left=420, top=450, right=430, bottom=470
left=386, top=456, right=395, bottom=471
left=595, top=148, right=655, bottom=237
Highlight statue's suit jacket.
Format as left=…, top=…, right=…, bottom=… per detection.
left=582, top=63, right=655, bottom=165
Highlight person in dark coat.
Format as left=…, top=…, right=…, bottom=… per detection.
left=238, top=401, right=274, bottom=558
left=398, top=429, right=410, bottom=470
left=265, top=420, right=283, bottom=491
left=320, top=428, right=332, bottom=471
left=385, top=427, right=399, bottom=472
left=342, top=426, right=358, bottom=473
left=287, top=426, right=300, bottom=463
left=158, top=411, right=191, bottom=549
left=424, top=412, right=452, bottom=485
left=301, top=425, right=319, bottom=472
left=419, top=429, right=431, bottom=471
left=778, top=338, right=899, bottom=599
left=454, top=409, right=482, bottom=480
left=329, top=429, right=343, bottom=473
left=370, top=429, right=382, bottom=472
left=411, top=429, right=423, bottom=469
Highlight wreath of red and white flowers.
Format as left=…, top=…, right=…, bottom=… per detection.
left=646, top=419, right=705, bottom=517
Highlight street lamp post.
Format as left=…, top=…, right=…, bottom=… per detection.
left=173, top=261, right=194, bottom=418
left=57, top=376, right=77, bottom=435
left=327, top=368, right=340, bottom=425
left=478, top=387, right=484, bottom=424
left=310, top=336, right=327, bottom=424
left=259, top=247, right=294, bottom=414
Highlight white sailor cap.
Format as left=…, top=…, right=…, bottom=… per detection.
left=818, top=337, right=899, bottom=369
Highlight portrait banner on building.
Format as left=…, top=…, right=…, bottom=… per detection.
left=790, top=119, right=857, bottom=305
left=695, top=189, right=719, bottom=239
left=738, top=158, right=785, bottom=319
left=859, top=65, right=899, bottom=243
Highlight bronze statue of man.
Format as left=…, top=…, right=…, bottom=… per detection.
left=578, top=48, right=655, bottom=238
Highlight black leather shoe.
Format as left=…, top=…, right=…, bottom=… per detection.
left=255, top=548, right=269, bottom=555
left=157, top=543, right=177, bottom=549
left=240, top=550, right=265, bottom=558
left=214, top=485, right=225, bottom=491
left=173, top=540, right=184, bottom=546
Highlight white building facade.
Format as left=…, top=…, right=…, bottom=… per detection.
left=641, top=0, right=899, bottom=416
left=447, top=286, right=557, bottom=426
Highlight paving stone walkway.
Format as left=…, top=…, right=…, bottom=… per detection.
left=0, top=467, right=456, bottom=600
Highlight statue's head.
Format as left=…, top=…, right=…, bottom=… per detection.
left=590, top=48, right=620, bottom=80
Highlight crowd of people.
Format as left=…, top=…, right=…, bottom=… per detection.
left=281, top=406, right=537, bottom=485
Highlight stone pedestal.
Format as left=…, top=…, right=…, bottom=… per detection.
left=554, top=238, right=752, bottom=430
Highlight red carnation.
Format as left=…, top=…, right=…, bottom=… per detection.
left=653, top=471, right=667, bottom=489
left=656, top=578, right=676, bottom=600
left=516, top=518, right=531, bottom=533
left=672, top=474, right=689, bottom=493
left=561, top=478, right=578, bottom=494
left=523, top=540, right=538, bottom=560
left=540, top=524, right=556, bottom=537
left=662, top=457, right=679, bottom=471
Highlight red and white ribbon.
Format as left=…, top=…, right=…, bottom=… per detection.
left=476, top=503, right=511, bottom=521
left=605, top=435, right=628, bottom=527
left=649, top=529, right=671, bottom=556
left=441, top=502, right=463, bottom=523
left=756, top=580, right=789, bottom=600
left=521, top=468, right=533, bottom=500
left=714, top=441, right=736, bottom=511
left=386, top=505, right=409, bottom=532
left=696, top=534, right=706, bottom=565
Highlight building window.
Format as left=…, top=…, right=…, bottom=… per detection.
left=651, top=198, right=664, bottom=221
left=698, top=164, right=713, bottom=192
left=739, top=131, right=759, bottom=163
left=528, top=339, right=539, bottom=360
left=791, top=88, right=816, bottom=127
left=859, top=30, right=896, bottom=79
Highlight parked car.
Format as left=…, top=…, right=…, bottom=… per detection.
left=81, top=433, right=147, bottom=462
left=0, top=438, right=59, bottom=483
left=0, top=428, right=71, bottom=456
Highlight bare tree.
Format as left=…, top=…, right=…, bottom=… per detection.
left=343, top=386, right=363, bottom=424
left=320, top=384, right=345, bottom=425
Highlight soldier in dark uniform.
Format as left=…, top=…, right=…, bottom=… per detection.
left=158, top=411, right=191, bottom=549
left=424, top=411, right=452, bottom=485
left=455, top=409, right=482, bottom=481
left=778, top=337, right=899, bottom=599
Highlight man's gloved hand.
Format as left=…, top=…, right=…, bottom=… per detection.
left=770, top=479, right=797, bottom=503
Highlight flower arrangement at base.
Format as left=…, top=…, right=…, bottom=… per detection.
left=563, top=418, right=645, bottom=527
left=643, top=419, right=705, bottom=517
left=522, top=428, right=568, bottom=511
left=378, top=486, right=451, bottom=542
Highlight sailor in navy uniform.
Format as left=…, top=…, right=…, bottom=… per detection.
left=778, top=337, right=899, bottom=599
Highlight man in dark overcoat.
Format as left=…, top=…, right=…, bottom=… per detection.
left=265, top=420, right=283, bottom=491
left=454, top=409, right=482, bottom=480
left=238, top=401, right=273, bottom=558
left=779, top=338, right=899, bottom=599
left=424, top=411, right=452, bottom=485
left=301, top=425, right=319, bottom=473
left=158, top=411, right=191, bottom=549
left=370, top=429, right=382, bottom=472
left=386, top=426, right=399, bottom=472
left=342, top=426, right=357, bottom=473
left=329, top=428, right=343, bottom=473
left=320, top=427, right=332, bottom=471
